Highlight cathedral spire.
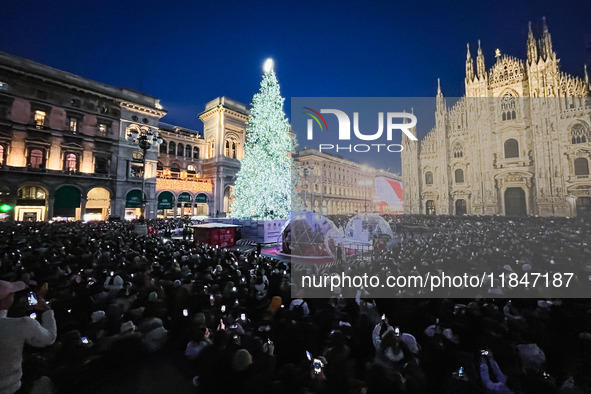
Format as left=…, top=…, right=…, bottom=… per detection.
left=542, top=16, right=548, bottom=34
left=466, top=43, right=474, bottom=81
left=436, top=78, right=446, bottom=113
left=476, top=39, right=486, bottom=77
left=540, top=17, right=553, bottom=60
left=585, top=64, right=589, bottom=85
left=527, top=21, right=538, bottom=63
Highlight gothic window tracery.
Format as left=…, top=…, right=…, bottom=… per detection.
left=570, top=124, right=589, bottom=144
left=501, top=94, right=517, bottom=121
left=453, top=142, right=463, bottom=158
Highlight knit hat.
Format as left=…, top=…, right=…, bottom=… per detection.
left=0, top=280, right=26, bottom=300
left=233, top=349, right=253, bottom=372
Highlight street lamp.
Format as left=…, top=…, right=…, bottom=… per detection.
left=301, top=166, right=313, bottom=212
left=128, top=128, right=163, bottom=220
left=357, top=178, right=373, bottom=212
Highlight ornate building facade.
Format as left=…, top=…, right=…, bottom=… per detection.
left=0, top=51, right=166, bottom=221
left=155, top=122, right=212, bottom=217
left=199, top=97, right=248, bottom=216
left=0, top=50, right=398, bottom=221
left=402, top=20, right=591, bottom=217
left=0, top=51, right=248, bottom=222
left=295, top=148, right=402, bottom=215
left=154, top=97, right=248, bottom=218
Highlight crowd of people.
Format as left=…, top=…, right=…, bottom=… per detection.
left=0, top=215, right=590, bottom=393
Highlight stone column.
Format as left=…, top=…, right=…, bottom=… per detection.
left=47, top=196, right=55, bottom=221
left=80, top=197, right=87, bottom=220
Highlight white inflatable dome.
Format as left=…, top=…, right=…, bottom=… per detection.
left=344, top=212, right=394, bottom=244
left=280, top=211, right=343, bottom=257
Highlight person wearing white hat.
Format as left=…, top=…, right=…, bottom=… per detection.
left=0, top=280, right=57, bottom=394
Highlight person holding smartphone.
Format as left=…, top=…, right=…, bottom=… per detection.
left=0, top=280, right=57, bottom=394
left=479, top=350, right=514, bottom=394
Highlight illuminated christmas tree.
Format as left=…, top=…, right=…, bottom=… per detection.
left=230, top=59, right=300, bottom=219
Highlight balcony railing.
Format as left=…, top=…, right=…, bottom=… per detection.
left=0, top=165, right=112, bottom=178
left=156, top=175, right=212, bottom=193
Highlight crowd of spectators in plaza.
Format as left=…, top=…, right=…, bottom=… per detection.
left=0, top=214, right=591, bottom=393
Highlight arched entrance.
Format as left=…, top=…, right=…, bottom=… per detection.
left=53, top=186, right=82, bottom=220
left=426, top=200, right=436, bottom=215
left=195, top=193, right=209, bottom=216
left=455, top=199, right=467, bottom=215
left=157, top=191, right=174, bottom=218
left=504, top=188, right=526, bottom=216
left=576, top=196, right=591, bottom=216
left=125, top=190, right=144, bottom=220
left=85, top=187, right=110, bottom=221
left=177, top=192, right=192, bottom=217
left=16, top=185, right=48, bottom=221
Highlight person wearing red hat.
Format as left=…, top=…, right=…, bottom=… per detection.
left=0, top=280, right=57, bottom=394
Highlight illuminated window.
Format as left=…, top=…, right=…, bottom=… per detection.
left=69, top=117, right=78, bottom=133
left=65, top=153, right=78, bottom=171
left=0, top=144, right=3, bottom=165
left=187, top=164, right=196, bottom=177
left=18, top=186, right=46, bottom=200
left=98, top=123, right=108, bottom=136
left=34, top=110, right=46, bottom=128
left=29, top=148, right=45, bottom=168
left=130, top=162, right=144, bottom=178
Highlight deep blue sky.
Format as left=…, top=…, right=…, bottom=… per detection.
left=1, top=0, right=590, bottom=171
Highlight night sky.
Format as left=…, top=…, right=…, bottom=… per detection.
left=1, top=0, right=590, bottom=171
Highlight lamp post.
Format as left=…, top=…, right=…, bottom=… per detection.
left=358, top=178, right=372, bottom=212
left=128, top=128, right=163, bottom=220
left=301, top=166, right=313, bottom=212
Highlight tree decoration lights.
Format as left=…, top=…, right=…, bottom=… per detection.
left=230, top=58, right=297, bottom=219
